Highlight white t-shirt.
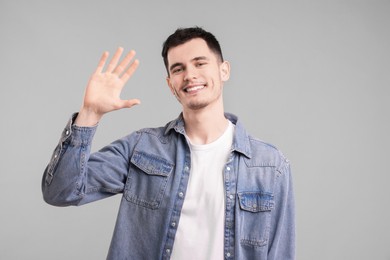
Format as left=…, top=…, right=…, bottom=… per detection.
left=171, top=121, right=235, bottom=260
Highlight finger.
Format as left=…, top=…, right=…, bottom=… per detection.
left=113, top=50, right=136, bottom=75
left=95, top=51, right=109, bottom=74
left=106, top=47, right=124, bottom=73
left=121, top=59, right=140, bottom=83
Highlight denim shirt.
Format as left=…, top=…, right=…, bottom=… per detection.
left=42, top=113, right=295, bottom=260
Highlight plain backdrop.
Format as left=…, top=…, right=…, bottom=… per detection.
left=1, top=0, right=389, bottom=259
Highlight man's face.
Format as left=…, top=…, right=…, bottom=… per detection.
left=166, top=38, right=230, bottom=111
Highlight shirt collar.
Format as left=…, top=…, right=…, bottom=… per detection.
left=164, top=112, right=252, bottom=158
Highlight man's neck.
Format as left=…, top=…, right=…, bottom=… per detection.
left=183, top=106, right=228, bottom=145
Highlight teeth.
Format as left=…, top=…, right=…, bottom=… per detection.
left=186, top=85, right=204, bottom=92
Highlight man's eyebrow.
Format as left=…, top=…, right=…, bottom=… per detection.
left=192, top=56, right=209, bottom=62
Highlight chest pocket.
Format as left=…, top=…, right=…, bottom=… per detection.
left=125, top=151, right=174, bottom=209
left=238, top=192, right=274, bottom=212
left=237, top=192, right=274, bottom=250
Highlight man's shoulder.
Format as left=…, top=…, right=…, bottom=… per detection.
left=247, top=135, right=279, bottom=153
left=245, top=134, right=289, bottom=168
left=135, top=115, right=182, bottom=135
left=128, top=118, right=179, bottom=144
left=136, top=125, right=166, bottom=135
left=228, top=112, right=289, bottom=167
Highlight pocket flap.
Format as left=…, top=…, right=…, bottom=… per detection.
left=131, top=151, right=174, bottom=177
left=238, top=192, right=274, bottom=212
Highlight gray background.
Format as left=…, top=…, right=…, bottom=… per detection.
left=1, top=0, right=389, bottom=259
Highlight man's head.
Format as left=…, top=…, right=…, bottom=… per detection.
left=162, top=27, right=224, bottom=75
left=163, top=27, right=230, bottom=112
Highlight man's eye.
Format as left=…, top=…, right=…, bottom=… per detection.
left=196, top=62, right=206, bottom=67
left=172, top=68, right=183, bottom=74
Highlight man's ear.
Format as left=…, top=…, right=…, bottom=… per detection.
left=220, top=61, right=231, bottom=82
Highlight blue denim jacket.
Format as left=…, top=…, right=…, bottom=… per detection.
left=42, top=113, right=295, bottom=260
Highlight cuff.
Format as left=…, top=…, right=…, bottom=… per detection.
left=63, top=112, right=98, bottom=146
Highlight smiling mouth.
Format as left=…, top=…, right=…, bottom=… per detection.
left=184, top=84, right=206, bottom=93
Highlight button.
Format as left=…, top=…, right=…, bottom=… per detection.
left=226, top=166, right=231, bottom=171
left=171, top=222, right=176, bottom=227
left=229, top=194, right=234, bottom=200
left=184, top=166, right=189, bottom=171
left=166, top=249, right=171, bottom=254
left=54, top=154, right=58, bottom=158
left=65, top=130, right=69, bottom=135
left=178, top=192, right=184, bottom=198
left=226, top=252, right=231, bottom=257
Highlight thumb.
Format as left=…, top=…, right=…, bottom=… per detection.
left=118, top=99, right=141, bottom=109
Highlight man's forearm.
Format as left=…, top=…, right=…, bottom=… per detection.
left=42, top=113, right=97, bottom=206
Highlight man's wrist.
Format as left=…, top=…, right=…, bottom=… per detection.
left=74, top=108, right=102, bottom=127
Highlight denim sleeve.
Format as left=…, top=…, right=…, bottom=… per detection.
left=42, top=113, right=137, bottom=206
left=267, top=158, right=295, bottom=259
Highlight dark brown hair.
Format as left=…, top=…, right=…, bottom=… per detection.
left=162, top=27, right=224, bottom=75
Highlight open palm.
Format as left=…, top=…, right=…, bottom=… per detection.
left=76, top=47, right=140, bottom=126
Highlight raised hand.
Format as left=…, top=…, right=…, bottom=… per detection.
left=75, top=47, right=140, bottom=126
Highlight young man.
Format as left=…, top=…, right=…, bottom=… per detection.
left=42, top=27, right=295, bottom=260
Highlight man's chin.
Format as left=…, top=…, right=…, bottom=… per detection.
left=186, top=102, right=209, bottom=111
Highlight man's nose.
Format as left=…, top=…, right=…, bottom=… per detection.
left=184, top=65, right=197, bottom=81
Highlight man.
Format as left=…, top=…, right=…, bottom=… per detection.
left=42, top=27, right=295, bottom=259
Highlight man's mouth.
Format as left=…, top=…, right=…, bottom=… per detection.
left=183, top=84, right=206, bottom=93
